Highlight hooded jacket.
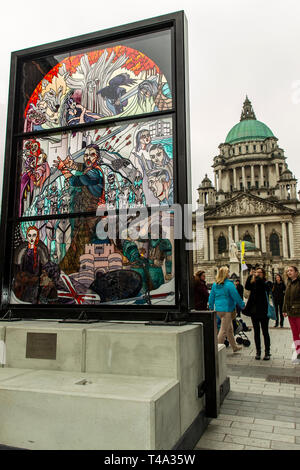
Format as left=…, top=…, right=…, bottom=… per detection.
left=283, top=276, right=300, bottom=317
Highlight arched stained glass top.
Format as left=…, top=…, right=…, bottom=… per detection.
left=23, top=41, right=172, bottom=133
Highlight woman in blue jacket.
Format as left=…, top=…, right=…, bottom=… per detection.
left=209, top=266, right=245, bottom=352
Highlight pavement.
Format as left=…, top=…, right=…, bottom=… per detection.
left=195, top=320, right=300, bottom=450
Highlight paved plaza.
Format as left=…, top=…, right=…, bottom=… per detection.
left=196, top=322, right=300, bottom=450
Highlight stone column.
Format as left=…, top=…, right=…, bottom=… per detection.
left=260, top=165, right=264, bottom=187
left=209, top=226, right=215, bottom=261
left=267, top=165, right=272, bottom=187
left=234, top=225, right=239, bottom=242
left=228, top=225, right=233, bottom=243
left=261, top=223, right=266, bottom=252
left=214, top=171, right=217, bottom=190
left=207, top=190, right=212, bottom=206
left=275, top=163, right=280, bottom=181
left=198, top=191, right=203, bottom=206
left=251, top=165, right=255, bottom=187
left=281, top=222, right=288, bottom=258
left=288, top=221, right=295, bottom=259
left=254, top=224, right=260, bottom=249
left=280, top=184, right=284, bottom=200
left=204, top=227, right=209, bottom=260
left=282, top=185, right=287, bottom=200
left=259, top=165, right=264, bottom=188
left=233, top=167, right=237, bottom=190
left=242, top=166, right=246, bottom=190
left=218, top=169, right=222, bottom=191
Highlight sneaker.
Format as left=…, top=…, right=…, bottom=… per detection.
left=233, top=346, right=242, bottom=353
left=292, top=358, right=300, bottom=364
left=255, top=353, right=261, bottom=360
left=263, top=354, right=271, bottom=361
left=297, top=353, right=300, bottom=360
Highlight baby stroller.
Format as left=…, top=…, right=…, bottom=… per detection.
left=223, top=317, right=251, bottom=348
left=232, top=317, right=251, bottom=347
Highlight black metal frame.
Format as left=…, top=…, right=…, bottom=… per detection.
left=0, top=11, right=193, bottom=321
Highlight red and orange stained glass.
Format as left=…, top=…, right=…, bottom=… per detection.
left=23, top=45, right=172, bottom=133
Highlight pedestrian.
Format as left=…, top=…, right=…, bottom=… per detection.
left=272, top=274, right=286, bottom=328
left=194, top=270, right=209, bottom=310
left=235, top=279, right=244, bottom=317
left=283, top=266, right=300, bottom=363
left=209, top=266, right=245, bottom=353
left=243, top=267, right=272, bottom=360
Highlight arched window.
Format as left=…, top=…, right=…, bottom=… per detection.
left=270, top=232, right=280, bottom=256
left=243, top=232, right=252, bottom=243
left=218, top=234, right=227, bottom=254
left=8, top=32, right=175, bottom=310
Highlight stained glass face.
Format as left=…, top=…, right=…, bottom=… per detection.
left=18, top=117, right=173, bottom=217
left=11, top=214, right=175, bottom=306
left=20, top=30, right=173, bottom=133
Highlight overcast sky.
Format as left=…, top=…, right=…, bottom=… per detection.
left=1, top=0, right=300, bottom=207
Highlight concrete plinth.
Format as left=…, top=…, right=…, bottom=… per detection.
left=0, top=321, right=208, bottom=450
left=0, top=368, right=180, bottom=450
left=218, top=344, right=230, bottom=405
left=218, top=344, right=228, bottom=387
left=85, top=323, right=205, bottom=435
left=4, top=321, right=89, bottom=372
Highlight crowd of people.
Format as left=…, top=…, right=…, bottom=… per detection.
left=194, top=265, right=300, bottom=364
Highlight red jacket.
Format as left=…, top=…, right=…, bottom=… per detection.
left=194, top=278, right=209, bottom=310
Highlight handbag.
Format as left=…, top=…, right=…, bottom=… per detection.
left=241, top=299, right=251, bottom=317
left=266, top=291, right=276, bottom=320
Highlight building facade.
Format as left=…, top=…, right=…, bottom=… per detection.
left=194, top=97, right=300, bottom=283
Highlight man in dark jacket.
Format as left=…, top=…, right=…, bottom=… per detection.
left=194, top=270, right=209, bottom=310
left=273, top=274, right=286, bottom=327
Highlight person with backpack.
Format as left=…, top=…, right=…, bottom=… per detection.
left=209, top=266, right=245, bottom=352
left=243, top=267, right=273, bottom=360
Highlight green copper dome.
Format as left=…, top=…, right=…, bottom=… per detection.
left=225, top=119, right=275, bottom=144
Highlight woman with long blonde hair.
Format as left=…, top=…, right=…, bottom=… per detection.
left=209, top=266, right=245, bottom=352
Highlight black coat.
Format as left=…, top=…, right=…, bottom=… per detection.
left=244, top=275, right=272, bottom=319
left=236, top=284, right=244, bottom=299
left=272, top=282, right=286, bottom=305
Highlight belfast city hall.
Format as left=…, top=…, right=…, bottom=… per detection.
left=194, top=96, right=300, bottom=282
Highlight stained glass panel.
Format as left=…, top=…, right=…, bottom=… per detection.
left=18, top=117, right=173, bottom=217
left=20, top=30, right=173, bottom=133
left=11, top=213, right=175, bottom=306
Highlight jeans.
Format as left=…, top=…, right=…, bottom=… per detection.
left=288, top=316, right=300, bottom=355
left=251, top=317, right=270, bottom=354
left=275, top=301, right=284, bottom=326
